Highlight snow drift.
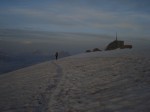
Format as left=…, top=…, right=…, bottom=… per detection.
left=0, top=49, right=150, bottom=112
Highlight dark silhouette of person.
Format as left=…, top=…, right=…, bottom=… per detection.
left=55, top=52, right=58, bottom=60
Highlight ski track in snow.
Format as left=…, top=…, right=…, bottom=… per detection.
left=32, top=61, right=63, bottom=112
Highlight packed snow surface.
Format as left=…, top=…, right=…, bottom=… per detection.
left=0, top=49, right=150, bottom=112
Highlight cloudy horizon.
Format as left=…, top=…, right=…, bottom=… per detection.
left=0, top=0, right=150, bottom=55
left=0, top=0, right=150, bottom=37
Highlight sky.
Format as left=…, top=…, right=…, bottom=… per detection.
left=0, top=0, right=150, bottom=54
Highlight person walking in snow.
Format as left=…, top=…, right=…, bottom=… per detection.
left=55, top=52, right=58, bottom=60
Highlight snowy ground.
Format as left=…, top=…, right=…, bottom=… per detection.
left=0, top=49, right=150, bottom=112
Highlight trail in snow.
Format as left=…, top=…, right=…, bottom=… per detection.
left=32, top=61, right=63, bottom=112
left=0, top=50, right=150, bottom=112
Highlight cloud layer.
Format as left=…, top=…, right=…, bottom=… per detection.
left=0, top=0, right=150, bottom=38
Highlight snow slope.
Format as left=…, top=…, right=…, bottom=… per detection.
left=0, top=50, right=150, bottom=112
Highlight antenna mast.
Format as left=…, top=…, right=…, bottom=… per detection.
left=116, top=32, right=117, bottom=41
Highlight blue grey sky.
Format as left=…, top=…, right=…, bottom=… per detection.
left=0, top=0, right=150, bottom=55
left=0, top=0, right=150, bottom=38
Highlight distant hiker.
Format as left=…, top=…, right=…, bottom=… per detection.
left=55, top=52, right=58, bottom=60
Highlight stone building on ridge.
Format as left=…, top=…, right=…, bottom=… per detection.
left=105, top=33, right=132, bottom=50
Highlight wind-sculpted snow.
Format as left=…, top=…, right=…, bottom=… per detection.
left=48, top=56, right=150, bottom=112
left=0, top=50, right=150, bottom=112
